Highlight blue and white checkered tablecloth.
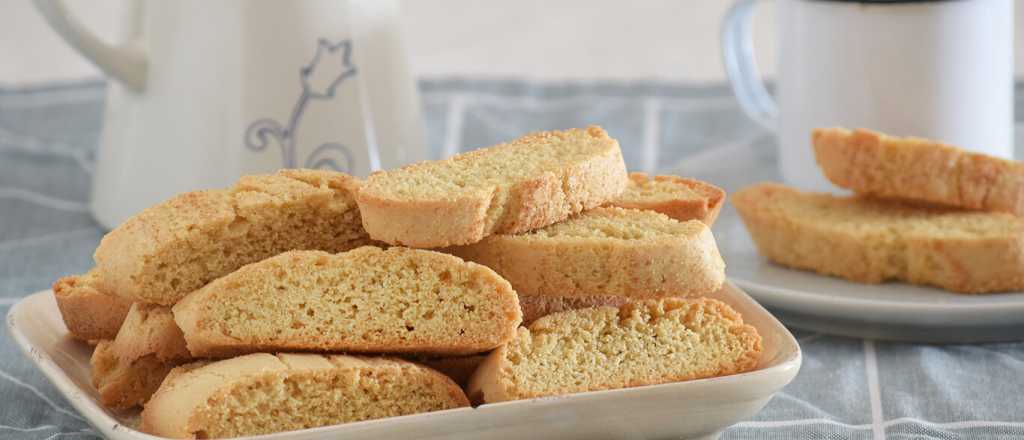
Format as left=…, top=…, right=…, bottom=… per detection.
left=1, top=79, right=1023, bottom=440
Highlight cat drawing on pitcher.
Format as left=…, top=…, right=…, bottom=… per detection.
left=244, top=39, right=357, bottom=172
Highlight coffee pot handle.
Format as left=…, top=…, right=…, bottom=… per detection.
left=721, top=0, right=776, bottom=131
left=32, top=0, right=147, bottom=92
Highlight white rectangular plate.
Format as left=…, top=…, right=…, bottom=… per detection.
left=7, top=282, right=800, bottom=440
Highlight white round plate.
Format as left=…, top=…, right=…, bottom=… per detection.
left=716, top=208, right=1024, bottom=343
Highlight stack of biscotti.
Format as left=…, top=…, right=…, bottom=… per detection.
left=52, top=126, right=762, bottom=438
left=360, top=127, right=759, bottom=405
left=57, top=168, right=376, bottom=410
left=734, top=127, right=1024, bottom=293
left=446, top=171, right=729, bottom=322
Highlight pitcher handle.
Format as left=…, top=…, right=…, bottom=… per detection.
left=32, top=0, right=147, bottom=92
left=721, top=0, right=776, bottom=131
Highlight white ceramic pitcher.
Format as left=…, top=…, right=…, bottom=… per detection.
left=34, top=0, right=427, bottom=229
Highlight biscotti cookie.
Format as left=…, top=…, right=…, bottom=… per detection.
left=733, top=182, right=1024, bottom=293
left=111, top=303, right=190, bottom=364
left=814, top=127, right=1024, bottom=215
left=95, top=169, right=368, bottom=306
left=91, top=304, right=191, bottom=409
left=448, top=207, right=725, bottom=299
left=518, top=295, right=631, bottom=324
left=53, top=270, right=131, bottom=341
left=174, top=246, right=522, bottom=357
left=91, top=341, right=181, bottom=410
left=467, top=297, right=762, bottom=403
left=607, top=172, right=726, bottom=225
left=357, top=126, right=629, bottom=247
left=141, top=353, right=469, bottom=438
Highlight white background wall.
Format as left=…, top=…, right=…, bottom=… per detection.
left=1, top=0, right=1021, bottom=85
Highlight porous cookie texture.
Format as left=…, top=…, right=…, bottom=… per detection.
left=53, top=269, right=132, bottom=341
left=518, top=295, right=632, bottom=324
left=448, top=207, right=725, bottom=298
left=813, top=127, right=1024, bottom=215
left=607, top=172, right=726, bottom=225
left=111, top=303, right=190, bottom=364
left=468, top=297, right=762, bottom=403
left=91, top=304, right=192, bottom=410
left=357, top=126, right=629, bottom=248
left=140, top=353, right=470, bottom=439
left=91, top=341, right=181, bottom=410
left=174, top=246, right=522, bottom=357
left=733, top=182, right=1024, bottom=293
left=94, top=169, right=368, bottom=305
